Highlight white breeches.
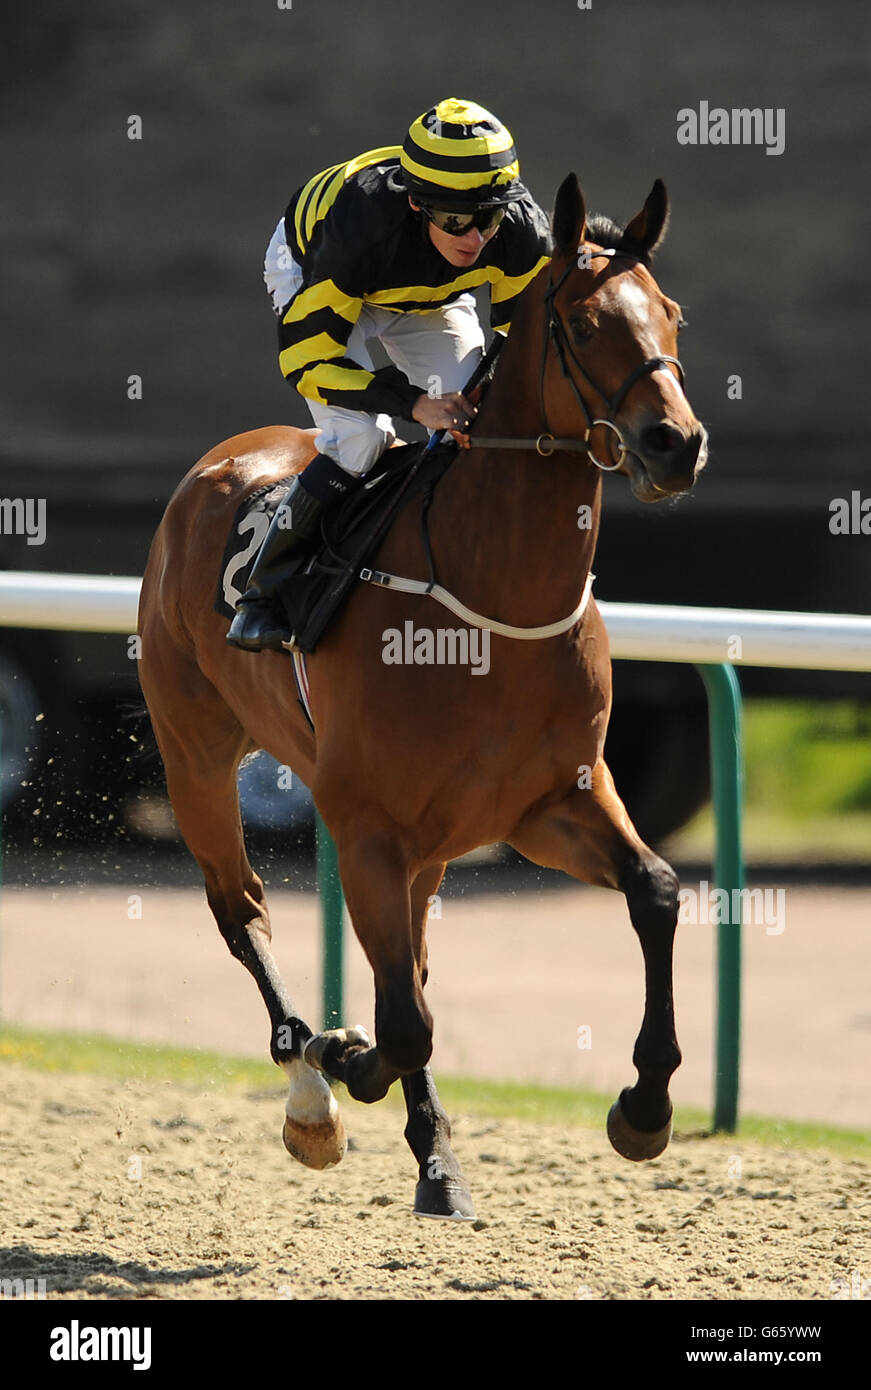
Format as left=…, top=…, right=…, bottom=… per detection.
left=264, top=217, right=485, bottom=475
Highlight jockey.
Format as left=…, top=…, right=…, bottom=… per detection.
left=227, top=97, right=552, bottom=652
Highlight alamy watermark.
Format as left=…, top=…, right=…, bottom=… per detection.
left=830, top=1270, right=870, bottom=1300
left=676, top=102, right=786, bottom=156
left=0, top=497, right=46, bottom=545
left=678, top=880, right=786, bottom=935
left=50, top=1322, right=152, bottom=1369
left=382, top=622, right=490, bottom=675
left=829, top=492, right=871, bottom=535
left=0, top=1277, right=47, bottom=1300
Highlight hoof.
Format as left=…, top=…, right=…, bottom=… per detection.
left=607, top=1091, right=672, bottom=1161
left=279, top=1054, right=347, bottom=1169
left=304, top=1025, right=372, bottom=1074
left=413, top=1178, right=477, bottom=1221
left=282, top=1110, right=347, bottom=1170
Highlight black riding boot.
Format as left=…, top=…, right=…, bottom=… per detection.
left=226, top=455, right=356, bottom=652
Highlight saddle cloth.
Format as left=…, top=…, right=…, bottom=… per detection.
left=214, top=439, right=457, bottom=654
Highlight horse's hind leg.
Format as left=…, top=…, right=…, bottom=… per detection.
left=508, top=759, right=681, bottom=1161
left=139, top=648, right=345, bottom=1169
left=401, top=864, right=475, bottom=1220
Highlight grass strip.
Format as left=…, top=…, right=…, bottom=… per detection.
left=1, top=1022, right=868, bottom=1158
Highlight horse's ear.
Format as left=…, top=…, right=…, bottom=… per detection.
left=622, top=179, right=670, bottom=259
left=551, top=172, right=587, bottom=254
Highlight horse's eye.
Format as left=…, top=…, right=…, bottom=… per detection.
left=570, top=318, right=593, bottom=343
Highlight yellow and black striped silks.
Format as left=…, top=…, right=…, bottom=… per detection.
left=277, top=148, right=552, bottom=418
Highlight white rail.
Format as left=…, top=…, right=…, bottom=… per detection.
left=1, top=571, right=871, bottom=672
left=598, top=601, right=871, bottom=673
left=0, top=572, right=142, bottom=635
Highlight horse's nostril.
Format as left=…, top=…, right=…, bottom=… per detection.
left=641, top=424, right=684, bottom=456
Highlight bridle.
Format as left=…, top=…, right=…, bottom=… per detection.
left=472, top=247, right=685, bottom=469
left=355, top=246, right=689, bottom=639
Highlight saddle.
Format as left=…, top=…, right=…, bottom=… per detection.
left=215, top=439, right=459, bottom=654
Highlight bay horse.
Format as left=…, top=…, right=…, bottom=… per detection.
left=138, top=173, right=707, bottom=1219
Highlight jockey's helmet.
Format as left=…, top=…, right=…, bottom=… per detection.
left=401, top=98, right=524, bottom=211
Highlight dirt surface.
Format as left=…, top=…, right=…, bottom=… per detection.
left=1, top=1062, right=867, bottom=1302
left=2, top=879, right=870, bottom=1128
left=3, top=873, right=869, bottom=1302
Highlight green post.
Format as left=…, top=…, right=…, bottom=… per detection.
left=697, top=663, right=744, bottom=1133
left=316, top=811, right=344, bottom=1030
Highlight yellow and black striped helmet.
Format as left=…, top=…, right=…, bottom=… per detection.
left=401, top=98, right=523, bottom=210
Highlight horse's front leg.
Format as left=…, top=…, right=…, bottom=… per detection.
left=400, top=864, right=476, bottom=1219
left=305, top=827, right=433, bottom=1104
left=509, top=758, right=681, bottom=1160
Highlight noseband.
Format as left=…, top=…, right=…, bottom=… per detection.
left=471, top=247, right=685, bottom=467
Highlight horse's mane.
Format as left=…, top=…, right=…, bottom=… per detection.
left=585, top=212, right=654, bottom=269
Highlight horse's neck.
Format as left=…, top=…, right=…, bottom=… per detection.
left=428, top=309, right=602, bottom=626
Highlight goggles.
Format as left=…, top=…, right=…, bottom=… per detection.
left=417, top=204, right=506, bottom=237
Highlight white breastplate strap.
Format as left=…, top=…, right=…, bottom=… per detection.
left=359, top=567, right=594, bottom=641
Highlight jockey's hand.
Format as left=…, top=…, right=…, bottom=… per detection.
left=412, top=391, right=477, bottom=448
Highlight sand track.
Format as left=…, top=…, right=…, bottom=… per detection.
left=1, top=1063, right=867, bottom=1301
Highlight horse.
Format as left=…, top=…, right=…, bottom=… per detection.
left=137, top=172, right=708, bottom=1219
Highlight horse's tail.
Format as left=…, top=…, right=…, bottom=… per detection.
left=119, top=697, right=161, bottom=768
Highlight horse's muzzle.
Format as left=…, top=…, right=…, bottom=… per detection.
left=625, top=423, right=708, bottom=502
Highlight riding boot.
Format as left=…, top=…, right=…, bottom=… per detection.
left=226, top=455, right=357, bottom=652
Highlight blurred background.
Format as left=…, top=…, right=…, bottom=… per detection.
left=1, top=0, right=869, bottom=863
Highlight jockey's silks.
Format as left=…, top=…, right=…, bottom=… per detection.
left=276, top=148, right=552, bottom=418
